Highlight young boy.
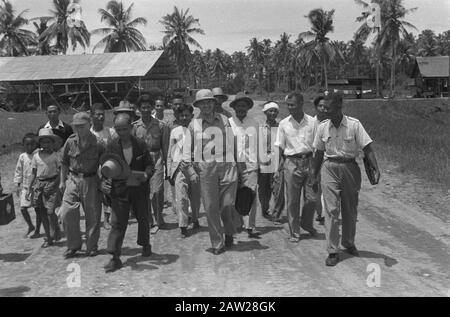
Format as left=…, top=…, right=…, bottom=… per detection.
left=27, top=129, right=62, bottom=248
left=14, top=133, right=40, bottom=238
left=167, top=104, right=200, bottom=238
left=90, top=102, right=114, bottom=230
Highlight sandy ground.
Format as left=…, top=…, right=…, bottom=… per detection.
left=0, top=100, right=448, bottom=297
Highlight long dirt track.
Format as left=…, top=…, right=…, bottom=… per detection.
left=0, top=100, right=448, bottom=297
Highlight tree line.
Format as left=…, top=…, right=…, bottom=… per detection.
left=1, top=0, right=449, bottom=97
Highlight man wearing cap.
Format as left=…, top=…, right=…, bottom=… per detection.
left=133, top=94, right=168, bottom=234
left=229, top=92, right=260, bottom=239
left=258, top=101, right=285, bottom=223
left=190, top=89, right=238, bottom=255
left=101, top=113, right=154, bottom=273
left=275, top=92, right=317, bottom=243
left=59, top=112, right=105, bottom=259
left=37, top=105, right=73, bottom=149
left=312, top=92, right=380, bottom=266
left=212, top=87, right=233, bottom=118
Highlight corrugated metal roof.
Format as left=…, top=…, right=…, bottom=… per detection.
left=0, top=50, right=179, bottom=82
left=416, top=56, right=449, bottom=78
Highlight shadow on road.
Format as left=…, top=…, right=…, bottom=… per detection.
left=124, top=253, right=179, bottom=271
left=300, top=233, right=326, bottom=241
left=231, top=240, right=270, bottom=252
left=0, top=286, right=31, bottom=297
left=0, top=253, right=31, bottom=262
left=258, top=226, right=285, bottom=236
left=340, top=250, right=398, bottom=267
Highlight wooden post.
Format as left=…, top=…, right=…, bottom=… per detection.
left=88, top=79, right=93, bottom=108
left=38, top=82, right=43, bottom=111
left=138, top=77, right=142, bottom=97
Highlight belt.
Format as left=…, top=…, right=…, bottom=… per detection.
left=287, top=152, right=313, bottom=159
left=69, top=170, right=97, bottom=178
left=326, top=157, right=356, bottom=163
left=37, top=175, right=58, bottom=182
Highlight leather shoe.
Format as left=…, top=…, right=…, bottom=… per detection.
left=213, top=247, right=225, bottom=255
left=345, top=246, right=359, bottom=256
left=225, top=235, right=233, bottom=249
left=289, top=236, right=300, bottom=243
left=87, top=249, right=99, bottom=257
left=42, top=239, right=54, bottom=248
left=247, top=228, right=261, bottom=239
left=63, top=249, right=78, bottom=259
left=104, top=257, right=123, bottom=273
left=325, top=254, right=339, bottom=266
left=180, top=227, right=188, bottom=239
left=142, top=245, right=152, bottom=257
left=192, top=221, right=201, bottom=230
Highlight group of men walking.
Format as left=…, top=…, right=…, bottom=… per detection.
left=17, top=87, right=379, bottom=273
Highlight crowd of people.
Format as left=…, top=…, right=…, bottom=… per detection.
left=3, top=88, right=380, bottom=273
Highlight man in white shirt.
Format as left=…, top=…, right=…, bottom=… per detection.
left=37, top=105, right=73, bottom=150
left=312, top=92, right=380, bottom=266
left=229, top=92, right=260, bottom=238
left=275, top=92, right=318, bottom=243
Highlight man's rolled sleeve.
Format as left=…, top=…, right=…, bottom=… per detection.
left=356, top=122, right=373, bottom=149
left=274, top=125, right=284, bottom=151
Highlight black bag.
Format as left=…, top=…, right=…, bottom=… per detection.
left=0, top=193, right=16, bottom=226
left=235, top=186, right=255, bottom=216
left=363, top=156, right=378, bottom=185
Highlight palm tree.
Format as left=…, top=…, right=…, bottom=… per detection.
left=160, top=6, right=205, bottom=83
left=37, top=0, right=90, bottom=54
left=32, top=18, right=58, bottom=55
left=247, top=37, right=265, bottom=92
left=299, top=8, right=342, bottom=89
left=417, top=29, right=438, bottom=57
left=348, top=38, right=366, bottom=77
left=210, top=49, right=228, bottom=87
left=397, top=32, right=416, bottom=74
left=91, top=0, right=147, bottom=53
left=274, top=33, right=293, bottom=90
left=0, top=0, right=36, bottom=56
left=378, top=0, right=417, bottom=97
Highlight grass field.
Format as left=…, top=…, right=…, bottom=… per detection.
left=1, top=98, right=450, bottom=188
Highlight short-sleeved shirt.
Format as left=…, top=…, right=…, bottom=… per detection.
left=313, top=116, right=373, bottom=159
left=90, top=126, right=114, bottom=145
left=61, top=132, right=105, bottom=174
left=229, top=116, right=259, bottom=170
left=133, top=118, right=166, bottom=153
left=259, top=121, right=279, bottom=174
left=274, top=114, right=316, bottom=156
left=14, top=152, right=34, bottom=186
left=31, top=150, right=61, bottom=179
left=189, top=113, right=234, bottom=163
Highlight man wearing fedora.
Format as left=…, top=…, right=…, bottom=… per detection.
left=212, top=87, right=233, bottom=118
left=59, top=112, right=105, bottom=259
left=229, top=92, right=261, bottom=239
left=275, top=92, right=318, bottom=243
left=189, top=89, right=238, bottom=255
left=101, top=113, right=155, bottom=273
left=133, top=94, right=168, bottom=234
left=258, top=101, right=285, bottom=223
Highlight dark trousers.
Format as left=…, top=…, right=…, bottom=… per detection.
left=107, top=186, right=150, bottom=257
left=258, top=170, right=285, bottom=218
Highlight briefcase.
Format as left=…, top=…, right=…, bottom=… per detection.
left=0, top=193, right=16, bottom=226
left=235, top=186, right=255, bottom=216
left=363, top=156, right=377, bottom=185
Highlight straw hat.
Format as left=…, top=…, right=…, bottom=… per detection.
left=37, top=128, right=61, bottom=144
left=193, top=89, right=217, bottom=107
left=113, top=100, right=135, bottom=115
left=99, top=153, right=131, bottom=180
left=230, top=92, right=253, bottom=109
left=212, top=87, right=228, bottom=102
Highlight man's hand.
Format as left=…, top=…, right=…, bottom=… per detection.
left=189, top=173, right=199, bottom=184
left=25, top=188, right=32, bottom=201
left=373, top=168, right=381, bottom=185
left=100, top=178, right=112, bottom=194
left=15, top=184, right=21, bottom=196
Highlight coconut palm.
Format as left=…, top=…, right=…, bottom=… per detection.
left=299, top=8, right=343, bottom=89
left=160, top=6, right=205, bottom=81
left=91, top=0, right=147, bottom=53
left=0, top=0, right=36, bottom=56
left=378, top=0, right=417, bottom=97
left=247, top=38, right=266, bottom=92
left=417, top=29, right=438, bottom=57
left=32, top=18, right=58, bottom=55
left=348, top=38, right=366, bottom=76
left=37, top=0, right=90, bottom=54
left=273, top=33, right=293, bottom=90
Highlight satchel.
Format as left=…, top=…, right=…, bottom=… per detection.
left=235, top=186, right=255, bottom=216
left=0, top=193, right=16, bottom=226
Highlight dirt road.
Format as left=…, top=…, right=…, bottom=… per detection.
left=0, top=100, right=448, bottom=297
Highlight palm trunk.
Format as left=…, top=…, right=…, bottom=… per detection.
left=323, top=58, right=328, bottom=90
left=390, top=45, right=396, bottom=98
left=376, top=60, right=380, bottom=98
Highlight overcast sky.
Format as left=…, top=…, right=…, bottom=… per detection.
left=12, top=0, right=450, bottom=54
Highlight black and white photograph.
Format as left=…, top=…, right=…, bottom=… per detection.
left=0, top=0, right=449, bottom=299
